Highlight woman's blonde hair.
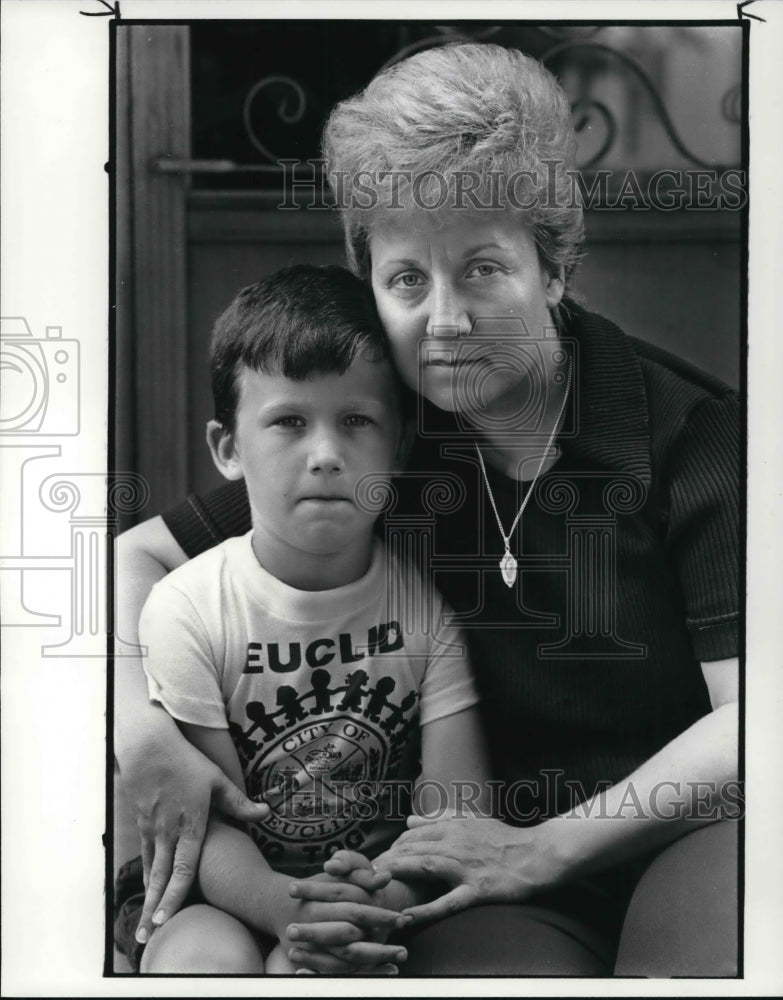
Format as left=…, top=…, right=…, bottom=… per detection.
left=322, top=42, right=584, bottom=289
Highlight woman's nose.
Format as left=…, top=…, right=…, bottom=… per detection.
left=425, top=281, right=472, bottom=339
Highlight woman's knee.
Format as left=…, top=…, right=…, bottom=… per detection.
left=401, top=904, right=613, bottom=976
left=615, top=821, right=739, bottom=977
left=140, top=904, right=266, bottom=974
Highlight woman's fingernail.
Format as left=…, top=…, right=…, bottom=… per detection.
left=289, top=948, right=303, bottom=961
left=295, top=968, right=315, bottom=975
left=288, top=925, right=300, bottom=940
left=396, top=949, right=407, bottom=963
left=152, top=909, right=165, bottom=926
left=135, top=926, right=148, bottom=944
left=289, top=883, right=299, bottom=896
left=395, top=915, right=407, bottom=928
left=385, top=964, right=399, bottom=975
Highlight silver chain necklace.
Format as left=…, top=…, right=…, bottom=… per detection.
left=475, top=361, right=572, bottom=588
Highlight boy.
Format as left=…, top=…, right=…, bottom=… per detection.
left=136, top=265, right=488, bottom=974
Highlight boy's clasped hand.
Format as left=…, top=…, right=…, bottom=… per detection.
left=286, top=850, right=410, bottom=975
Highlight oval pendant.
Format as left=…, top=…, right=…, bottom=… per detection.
left=500, top=550, right=518, bottom=588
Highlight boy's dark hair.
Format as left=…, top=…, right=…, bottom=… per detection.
left=211, top=264, right=393, bottom=433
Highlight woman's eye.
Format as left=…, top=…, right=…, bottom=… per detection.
left=467, top=262, right=501, bottom=279
left=274, top=415, right=305, bottom=428
left=390, top=271, right=425, bottom=290
left=345, top=414, right=372, bottom=427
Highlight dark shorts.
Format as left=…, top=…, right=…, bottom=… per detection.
left=112, top=856, right=147, bottom=972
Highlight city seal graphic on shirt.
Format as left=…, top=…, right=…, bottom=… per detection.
left=231, top=637, right=421, bottom=867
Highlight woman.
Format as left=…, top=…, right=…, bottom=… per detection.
left=116, top=43, right=739, bottom=976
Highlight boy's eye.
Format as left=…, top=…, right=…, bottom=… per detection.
left=345, top=414, right=373, bottom=427
left=274, top=415, right=305, bottom=428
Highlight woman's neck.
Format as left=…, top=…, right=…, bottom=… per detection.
left=475, top=436, right=563, bottom=481
left=468, top=361, right=571, bottom=481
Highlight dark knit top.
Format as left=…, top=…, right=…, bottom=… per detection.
left=163, top=303, right=740, bottom=823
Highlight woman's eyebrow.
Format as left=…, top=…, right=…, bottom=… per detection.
left=340, top=396, right=388, bottom=412
left=374, top=255, right=420, bottom=268
left=461, top=242, right=506, bottom=258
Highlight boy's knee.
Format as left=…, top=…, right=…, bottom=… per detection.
left=140, top=904, right=266, bottom=974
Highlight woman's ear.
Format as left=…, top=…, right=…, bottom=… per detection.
left=545, top=267, right=565, bottom=310
left=206, top=420, right=244, bottom=481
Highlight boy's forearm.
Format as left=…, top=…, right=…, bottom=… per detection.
left=198, top=818, right=296, bottom=938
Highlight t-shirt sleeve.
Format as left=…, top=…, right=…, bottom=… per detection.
left=665, top=390, right=740, bottom=661
left=162, top=479, right=251, bottom=559
left=139, top=579, right=230, bottom=729
left=418, top=589, right=480, bottom=726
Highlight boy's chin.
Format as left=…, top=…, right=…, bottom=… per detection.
left=294, top=523, right=375, bottom=556
left=306, top=537, right=373, bottom=559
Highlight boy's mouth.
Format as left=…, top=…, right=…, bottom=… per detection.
left=299, top=495, right=352, bottom=503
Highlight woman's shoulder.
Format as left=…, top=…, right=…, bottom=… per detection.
left=630, top=335, right=739, bottom=467
left=566, top=301, right=738, bottom=459
left=149, top=534, right=245, bottom=608
left=566, top=299, right=736, bottom=398
left=628, top=334, right=736, bottom=403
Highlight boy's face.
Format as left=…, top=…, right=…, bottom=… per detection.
left=208, top=355, right=402, bottom=575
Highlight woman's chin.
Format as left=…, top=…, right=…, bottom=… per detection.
left=420, top=369, right=527, bottom=422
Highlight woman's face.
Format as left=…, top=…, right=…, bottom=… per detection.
left=369, top=212, right=565, bottom=422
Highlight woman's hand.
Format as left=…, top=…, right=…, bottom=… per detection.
left=372, top=814, right=558, bottom=924
left=285, top=854, right=408, bottom=974
left=118, top=737, right=269, bottom=945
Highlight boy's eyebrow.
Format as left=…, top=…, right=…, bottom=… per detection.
left=255, top=399, right=301, bottom=414
left=253, top=394, right=392, bottom=415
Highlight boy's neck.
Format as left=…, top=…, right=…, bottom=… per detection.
left=249, top=525, right=375, bottom=592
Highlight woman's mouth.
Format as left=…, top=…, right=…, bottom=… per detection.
left=425, top=357, right=485, bottom=368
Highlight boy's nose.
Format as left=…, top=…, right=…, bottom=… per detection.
left=307, top=432, right=345, bottom=474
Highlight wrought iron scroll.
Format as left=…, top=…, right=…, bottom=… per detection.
left=540, top=39, right=734, bottom=169
left=178, top=24, right=741, bottom=182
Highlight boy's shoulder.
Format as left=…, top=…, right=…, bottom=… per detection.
left=153, top=532, right=251, bottom=603
left=381, top=541, right=448, bottom=612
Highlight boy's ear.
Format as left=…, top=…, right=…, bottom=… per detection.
left=206, top=420, right=244, bottom=481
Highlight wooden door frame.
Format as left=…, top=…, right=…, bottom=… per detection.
left=115, top=25, right=190, bottom=522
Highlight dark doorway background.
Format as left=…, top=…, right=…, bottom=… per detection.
left=115, top=21, right=742, bottom=523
